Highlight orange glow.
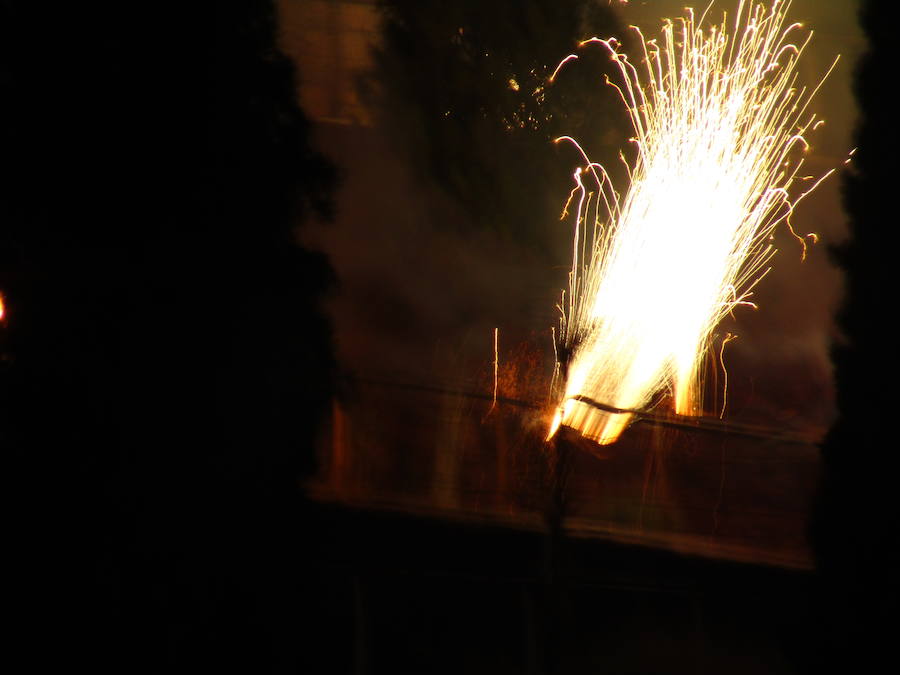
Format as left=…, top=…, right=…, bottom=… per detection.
left=549, top=1, right=838, bottom=445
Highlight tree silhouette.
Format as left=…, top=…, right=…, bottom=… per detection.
left=814, top=0, right=897, bottom=670
left=1, top=1, right=337, bottom=670
left=368, top=0, right=630, bottom=245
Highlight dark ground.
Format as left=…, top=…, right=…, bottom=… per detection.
left=292, top=501, right=822, bottom=675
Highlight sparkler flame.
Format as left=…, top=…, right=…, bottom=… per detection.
left=549, top=0, right=837, bottom=445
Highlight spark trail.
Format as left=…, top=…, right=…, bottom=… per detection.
left=548, top=0, right=837, bottom=444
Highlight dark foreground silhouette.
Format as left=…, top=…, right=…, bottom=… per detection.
left=813, top=0, right=898, bottom=671
left=2, top=1, right=335, bottom=671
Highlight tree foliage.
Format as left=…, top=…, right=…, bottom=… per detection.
left=368, top=0, right=631, bottom=243
left=1, top=1, right=337, bottom=669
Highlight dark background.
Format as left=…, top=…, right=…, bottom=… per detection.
left=1, top=0, right=894, bottom=672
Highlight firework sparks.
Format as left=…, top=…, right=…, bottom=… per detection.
left=548, top=0, right=838, bottom=445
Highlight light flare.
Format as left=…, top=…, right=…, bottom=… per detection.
left=549, top=1, right=837, bottom=445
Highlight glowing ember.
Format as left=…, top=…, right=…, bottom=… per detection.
left=549, top=0, right=837, bottom=444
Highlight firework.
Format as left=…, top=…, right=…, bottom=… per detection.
left=548, top=0, right=837, bottom=444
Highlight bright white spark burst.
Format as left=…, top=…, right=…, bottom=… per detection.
left=548, top=0, right=838, bottom=445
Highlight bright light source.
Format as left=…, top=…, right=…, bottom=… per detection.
left=550, top=1, right=838, bottom=444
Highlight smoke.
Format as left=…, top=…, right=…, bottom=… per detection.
left=302, top=124, right=565, bottom=389
left=292, top=0, right=861, bottom=437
